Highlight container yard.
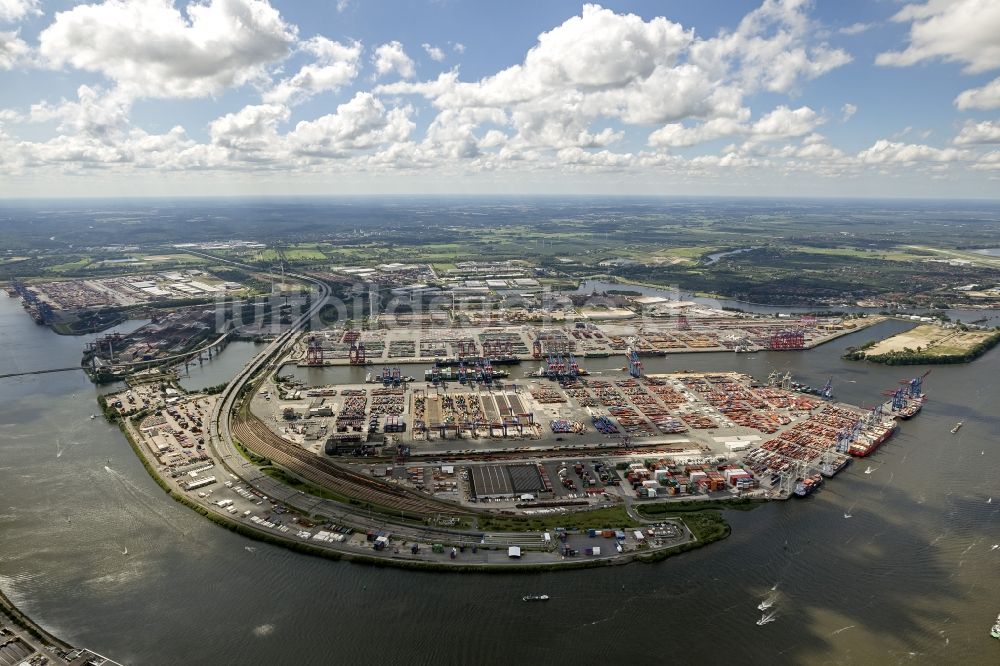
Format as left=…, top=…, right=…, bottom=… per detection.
left=293, top=315, right=880, bottom=367
left=254, top=357, right=928, bottom=507
left=14, top=270, right=244, bottom=313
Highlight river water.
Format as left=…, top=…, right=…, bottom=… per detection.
left=1, top=294, right=999, bottom=664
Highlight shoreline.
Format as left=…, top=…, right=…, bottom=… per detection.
left=113, top=411, right=731, bottom=573
left=0, top=586, right=124, bottom=665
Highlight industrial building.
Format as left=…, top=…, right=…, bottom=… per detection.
left=468, top=464, right=545, bottom=500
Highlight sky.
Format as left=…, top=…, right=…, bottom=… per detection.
left=1, top=0, right=999, bottom=198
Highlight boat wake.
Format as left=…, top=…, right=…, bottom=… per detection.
left=757, top=611, right=777, bottom=626
left=757, top=596, right=776, bottom=611
left=831, top=625, right=855, bottom=636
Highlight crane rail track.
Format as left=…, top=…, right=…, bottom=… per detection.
left=231, top=416, right=475, bottom=517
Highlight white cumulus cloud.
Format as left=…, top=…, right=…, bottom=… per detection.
left=38, top=0, right=297, bottom=98
left=373, top=41, right=415, bottom=79
left=953, top=119, right=1000, bottom=145
left=0, top=28, right=27, bottom=69
left=263, top=36, right=361, bottom=105
left=422, top=43, right=445, bottom=62
left=955, top=76, right=1000, bottom=110
left=0, top=0, right=40, bottom=23
left=857, top=139, right=964, bottom=165
left=288, top=92, right=414, bottom=156
left=876, top=0, right=1000, bottom=74
left=648, top=105, right=821, bottom=149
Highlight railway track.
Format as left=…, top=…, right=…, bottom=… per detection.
left=232, top=416, right=474, bottom=517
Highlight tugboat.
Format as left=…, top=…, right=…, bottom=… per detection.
left=991, top=613, right=1000, bottom=640
left=522, top=594, right=549, bottom=602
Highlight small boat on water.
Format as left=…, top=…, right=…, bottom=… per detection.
left=991, top=613, right=1000, bottom=639
left=757, top=598, right=775, bottom=611
left=90, top=414, right=96, bottom=420
left=523, top=594, right=549, bottom=602
left=951, top=421, right=963, bottom=434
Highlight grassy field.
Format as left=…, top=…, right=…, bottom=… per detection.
left=134, top=253, right=207, bottom=265
left=47, top=257, right=93, bottom=272
left=865, top=324, right=995, bottom=357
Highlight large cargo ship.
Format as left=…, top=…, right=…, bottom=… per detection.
left=424, top=367, right=509, bottom=382
left=896, top=398, right=923, bottom=420
left=847, top=420, right=897, bottom=457
left=434, top=356, right=520, bottom=367
left=793, top=473, right=824, bottom=497
left=820, top=455, right=852, bottom=478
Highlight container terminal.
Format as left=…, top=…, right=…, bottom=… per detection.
left=96, top=271, right=925, bottom=567
left=105, top=318, right=928, bottom=566
left=292, top=313, right=881, bottom=367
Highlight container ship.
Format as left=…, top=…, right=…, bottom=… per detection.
left=424, top=367, right=509, bottom=382
left=793, top=473, right=824, bottom=497
left=434, top=356, right=520, bottom=367
left=847, top=420, right=897, bottom=457
left=896, top=398, right=923, bottom=420
left=820, top=455, right=852, bottom=478
left=528, top=366, right=590, bottom=379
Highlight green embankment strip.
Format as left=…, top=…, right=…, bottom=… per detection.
left=0, top=588, right=75, bottom=651
left=635, top=497, right=765, bottom=515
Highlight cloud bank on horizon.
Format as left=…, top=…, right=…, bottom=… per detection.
left=1, top=0, right=999, bottom=197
